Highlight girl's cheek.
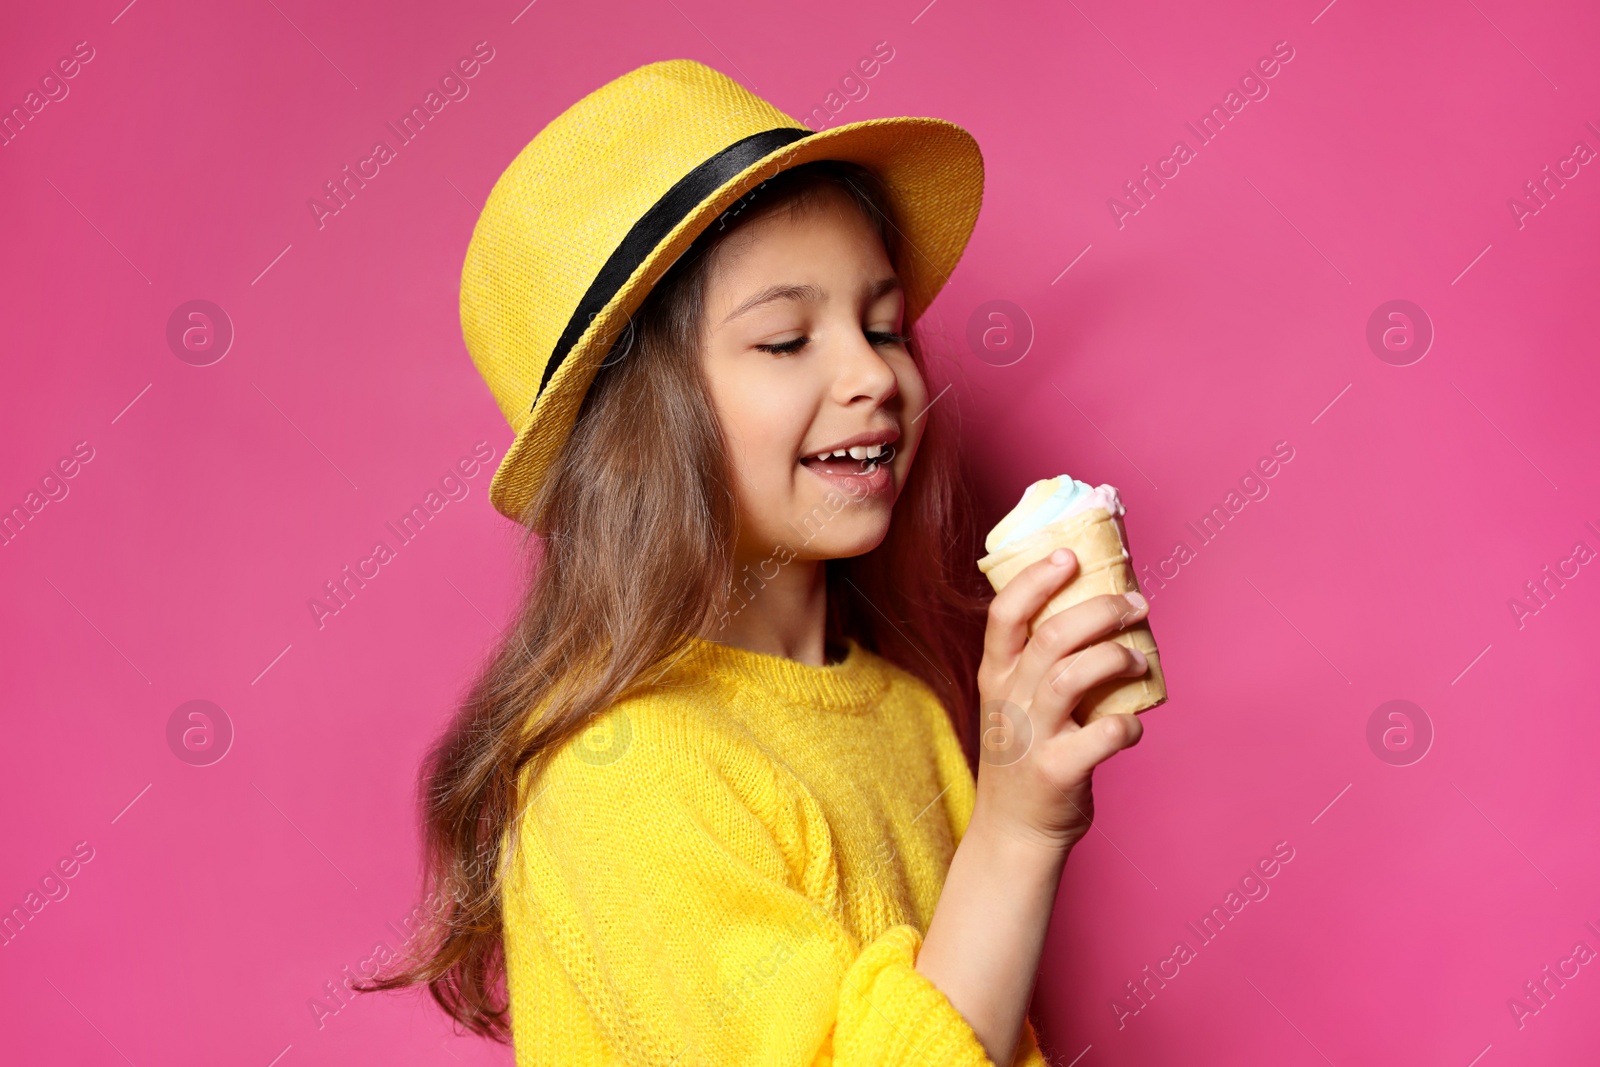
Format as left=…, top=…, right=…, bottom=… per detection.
left=897, top=355, right=927, bottom=407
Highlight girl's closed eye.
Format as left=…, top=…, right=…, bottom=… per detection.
left=755, top=329, right=912, bottom=355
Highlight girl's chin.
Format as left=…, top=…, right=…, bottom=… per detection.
left=791, top=498, right=893, bottom=553
left=801, top=525, right=892, bottom=560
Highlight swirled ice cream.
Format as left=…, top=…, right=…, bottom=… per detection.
left=976, top=473, right=1167, bottom=723
left=984, top=476, right=1125, bottom=555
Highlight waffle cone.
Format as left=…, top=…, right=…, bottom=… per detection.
left=977, top=507, right=1167, bottom=724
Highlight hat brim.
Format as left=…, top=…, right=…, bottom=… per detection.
left=487, top=115, right=985, bottom=523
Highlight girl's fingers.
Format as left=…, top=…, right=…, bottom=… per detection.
left=1047, top=708, right=1146, bottom=783
left=1009, top=592, right=1148, bottom=712
left=981, top=549, right=1080, bottom=673
left=1026, top=637, right=1148, bottom=737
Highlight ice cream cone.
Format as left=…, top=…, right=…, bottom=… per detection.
left=977, top=506, right=1167, bottom=724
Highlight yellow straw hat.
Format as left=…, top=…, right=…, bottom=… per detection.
left=460, top=58, right=985, bottom=522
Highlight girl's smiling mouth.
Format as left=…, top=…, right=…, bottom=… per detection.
left=798, top=429, right=898, bottom=495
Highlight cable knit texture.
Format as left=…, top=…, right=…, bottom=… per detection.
left=502, top=633, right=1051, bottom=1066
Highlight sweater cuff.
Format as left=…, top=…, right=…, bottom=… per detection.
left=833, top=923, right=997, bottom=1066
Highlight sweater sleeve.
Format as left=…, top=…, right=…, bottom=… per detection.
left=505, top=702, right=1033, bottom=1067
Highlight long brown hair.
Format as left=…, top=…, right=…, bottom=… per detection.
left=361, top=159, right=992, bottom=1039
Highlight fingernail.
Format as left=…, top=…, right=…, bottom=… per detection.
left=1050, top=548, right=1071, bottom=565
left=1126, top=591, right=1147, bottom=612
left=1131, top=647, right=1147, bottom=668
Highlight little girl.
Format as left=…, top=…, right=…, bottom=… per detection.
left=368, top=60, right=1151, bottom=1066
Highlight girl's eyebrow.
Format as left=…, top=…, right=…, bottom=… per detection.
left=719, top=276, right=902, bottom=327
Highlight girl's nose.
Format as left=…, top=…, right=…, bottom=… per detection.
left=833, top=331, right=900, bottom=407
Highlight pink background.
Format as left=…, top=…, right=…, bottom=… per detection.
left=4, top=0, right=1598, bottom=1063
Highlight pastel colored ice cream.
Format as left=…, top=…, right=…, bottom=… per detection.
left=984, top=476, right=1124, bottom=555
left=976, top=472, right=1167, bottom=723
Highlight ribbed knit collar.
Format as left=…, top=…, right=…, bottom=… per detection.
left=669, top=633, right=890, bottom=712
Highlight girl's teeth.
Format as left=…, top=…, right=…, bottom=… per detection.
left=806, top=444, right=896, bottom=460
left=803, top=443, right=890, bottom=463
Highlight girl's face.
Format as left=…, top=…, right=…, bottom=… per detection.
left=699, top=183, right=928, bottom=565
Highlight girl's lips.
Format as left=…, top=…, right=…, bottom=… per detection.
left=798, top=457, right=893, bottom=496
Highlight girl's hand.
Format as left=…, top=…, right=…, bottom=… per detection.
left=973, top=547, right=1150, bottom=854
left=915, top=548, right=1151, bottom=1064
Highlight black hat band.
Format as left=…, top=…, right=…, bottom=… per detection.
left=535, top=126, right=814, bottom=407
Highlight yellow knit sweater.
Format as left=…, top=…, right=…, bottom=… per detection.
left=502, top=633, right=1051, bottom=1066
